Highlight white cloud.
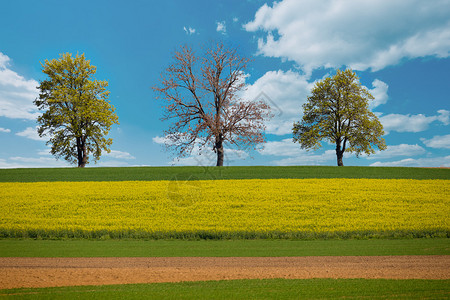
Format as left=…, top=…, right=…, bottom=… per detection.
left=10, top=156, right=54, bottom=163
left=233, top=17, right=239, bottom=23
left=0, top=52, right=40, bottom=120
left=0, top=53, right=10, bottom=68
left=0, top=127, right=11, bottom=133
left=0, top=147, right=135, bottom=168
left=35, top=146, right=135, bottom=161
left=364, top=144, right=426, bottom=160
left=96, top=160, right=133, bottom=167
left=216, top=21, right=226, bottom=34
left=436, top=109, right=450, bottom=125
left=171, top=147, right=248, bottom=167
left=104, top=150, right=135, bottom=160
left=245, top=0, right=450, bottom=73
left=1, top=156, right=70, bottom=168
left=16, top=126, right=43, bottom=141
left=258, top=138, right=299, bottom=157
left=271, top=150, right=337, bottom=166
left=370, top=156, right=450, bottom=167
left=369, top=79, right=389, bottom=109
left=36, top=147, right=136, bottom=160
left=37, top=148, right=52, bottom=156
left=153, top=135, right=249, bottom=166
left=421, top=134, right=450, bottom=149
left=380, top=110, right=450, bottom=134
left=152, top=136, right=167, bottom=144
left=258, top=138, right=338, bottom=165
left=0, top=159, right=19, bottom=169
left=153, top=134, right=186, bottom=147
left=380, top=114, right=431, bottom=133
left=260, top=139, right=428, bottom=166
left=242, top=70, right=314, bottom=135
left=259, top=137, right=432, bottom=166
left=183, top=26, right=196, bottom=35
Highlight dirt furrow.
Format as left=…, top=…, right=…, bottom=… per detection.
left=1, top=256, right=449, bottom=289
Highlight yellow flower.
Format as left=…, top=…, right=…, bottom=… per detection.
left=0, top=179, right=448, bottom=236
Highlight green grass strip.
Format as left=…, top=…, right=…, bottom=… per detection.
left=2, top=229, right=448, bottom=240
left=0, top=166, right=448, bottom=182
left=1, top=279, right=449, bottom=299
left=1, top=239, right=448, bottom=257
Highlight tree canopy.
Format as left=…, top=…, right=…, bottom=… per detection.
left=153, top=43, right=272, bottom=166
left=34, top=53, right=119, bottom=168
left=293, top=69, right=386, bottom=166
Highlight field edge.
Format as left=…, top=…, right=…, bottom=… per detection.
left=1, top=228, right=448, bottom=240
left=1, top=278, right=449, bottom=299
left=1, top=165, right=449, bottom=182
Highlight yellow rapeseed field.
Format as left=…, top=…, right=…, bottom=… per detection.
left=0, top=179, right=448, bottom=236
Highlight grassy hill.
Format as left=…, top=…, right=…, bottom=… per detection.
left=1, top=166, right=448, bottom=240
left=0, top=165, right=448, bottom=182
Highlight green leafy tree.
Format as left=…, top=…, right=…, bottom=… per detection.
left=34, top=53, right=119, bottom=168
left=293, top=69, right=386, bottom=166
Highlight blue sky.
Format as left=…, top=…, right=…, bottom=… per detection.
left=0, top=0, right=449, bottom=168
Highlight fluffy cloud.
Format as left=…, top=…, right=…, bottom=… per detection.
left=7, top=156, right=134, bottom=168
left=380, top=110, right=449, bottom=134
left=37, top=147, right=52, bottom=156
left=0, top=53, right=10, bottom=69
left=152, top=136, right=167, bottom=145
left=1, top=156, right=70, bottom=168
left=370, top=156, right=450, bottom=167
left=364, top=144, right=426, bottom=160
left=258, top=138, right=299, bottom=157
left=104, top=150, right=136, bottom=160
left=16, top=126, right=43, bottom=141
left=35, top=145, right=135, bottom=160
left=421, top=134, right=450, bottom=149
left=1, top=147, right=136, bottom=168
left=369, top=79, right=389, bottom=109
left=0, top=127, right=11, bottom=133
left=436, top=109, right=450, bottom=125
left=96, top=160, right=134, bottom=167
left=258, top=138, right=338, bottom=165
left=173, top=148, right=248, bottom=166
left=245, top=0, right=450, bottom=73
left=153, top=135, right=248, bottom=166
left=260, top=139, right=426, bottom=166
left=242, top=70, right=314, bottom=135
left=183, top=26, right=196, bottom=35
left=270, top=150, right=336, bottom=166
left=0, top=52, right=40, bottom=120
left=216, top=21, right=226, bottom=34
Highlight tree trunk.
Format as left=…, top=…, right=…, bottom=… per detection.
left=215, top=138, right=224, bottom=167
left=336, top=139, right=344, bottom=167
left=336, top=150, right=344, bottom=166
left=77, top=136, right=87, bottom=168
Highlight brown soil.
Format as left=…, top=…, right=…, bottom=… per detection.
left=1, top=256, right=449, bottom=289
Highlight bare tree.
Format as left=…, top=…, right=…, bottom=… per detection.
left=153, top=43, right=272, bottom=166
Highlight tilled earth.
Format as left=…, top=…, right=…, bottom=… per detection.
left=1, top=256, right=449, bottom=289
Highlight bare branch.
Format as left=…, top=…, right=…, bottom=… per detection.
left=153, top=42, right=272, bottom=166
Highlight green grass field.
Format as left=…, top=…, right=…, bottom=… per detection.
left=2, top=279, right=449, bottom=299
left=1, top=239, right=448, bottom=257
left=1, top=166, right=448, bottom=298
left=0, top=165, right=449, bottom=182
left=0, top=166, right=448, bottom=240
